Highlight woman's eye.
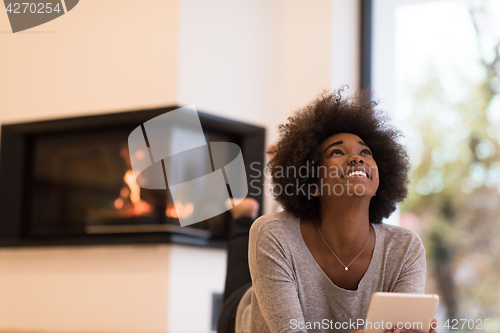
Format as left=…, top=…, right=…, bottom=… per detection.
left=362, top=149, right=372, bottom=155
left=330, top=149, right=343, bottom=156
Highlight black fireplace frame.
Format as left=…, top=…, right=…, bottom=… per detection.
left=0, top=106, right=265, bottom=248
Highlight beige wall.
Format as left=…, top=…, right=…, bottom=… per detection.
left=0, top=245, right=171, bottom=333
left=177, top=0, right=333, bottom=214
left=0, top=0, right=357, bottom=331
left=0, top=0, right=178, bottom=124
left=0, top=1, right=181, bottom=332
left=177, top=0, right=332, bottom=135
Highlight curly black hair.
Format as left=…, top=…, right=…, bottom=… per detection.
left=268, top=88, right=410, bottom=224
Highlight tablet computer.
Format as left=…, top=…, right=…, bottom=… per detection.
left=363, top=292, right=439, bottom=333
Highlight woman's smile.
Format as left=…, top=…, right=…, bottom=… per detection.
left=342, top=167, right=371, bottom=179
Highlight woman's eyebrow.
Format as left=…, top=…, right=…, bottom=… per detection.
left=324, top=140, right=343, bottom=154
left=323, top=140, right=369, bottom=154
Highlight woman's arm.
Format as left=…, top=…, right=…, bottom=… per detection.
left=392, top=232, right=427, bottom=294
left=249, top=223, right=308, bottom=333
left=386, top=232, right=435, bottom=333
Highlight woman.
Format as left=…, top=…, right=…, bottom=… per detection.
left=219, top=89, right=436, bottom=333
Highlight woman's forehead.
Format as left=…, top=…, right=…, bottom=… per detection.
left=321, top=133, right=365, bottom=148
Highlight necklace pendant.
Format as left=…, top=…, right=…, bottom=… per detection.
left=345, top=267, right=348, bottom=271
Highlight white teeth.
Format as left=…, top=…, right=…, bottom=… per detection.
left=346, top=171, right=367, bottom=178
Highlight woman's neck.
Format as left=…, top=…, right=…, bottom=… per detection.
left=318, top=196, right=372, bottom=255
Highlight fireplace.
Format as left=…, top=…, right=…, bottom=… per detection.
left=0, top=106, right=265, bottom=247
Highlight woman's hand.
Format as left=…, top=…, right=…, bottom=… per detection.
left=384, top=318, right=438, bottom=333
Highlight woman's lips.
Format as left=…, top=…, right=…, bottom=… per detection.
left=343, top=170, right=369, bottom=179
left=342, top=168, right=370, bottom=179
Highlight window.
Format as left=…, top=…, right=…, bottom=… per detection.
left=372, top=0, right=500, bottom=325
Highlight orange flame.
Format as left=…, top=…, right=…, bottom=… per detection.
left=123, top=170, right=153, bottom=216
left=166, top=200, right=194, bottom=219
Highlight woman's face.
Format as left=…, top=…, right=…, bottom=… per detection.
left=316, top=132, right=379, bottom=199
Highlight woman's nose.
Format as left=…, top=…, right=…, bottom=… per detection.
left=349, top=155, right=364, bottom=164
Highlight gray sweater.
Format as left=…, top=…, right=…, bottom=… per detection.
left=235, top=211, right=426, bottom=333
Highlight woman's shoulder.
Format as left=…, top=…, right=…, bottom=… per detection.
left=375, top=222, right=422, bottom=238
left=250, top=210, right=299, bottom=233
left=248, top=211, right=300, bottom=245
left=374, top=223, right=425, bottom=251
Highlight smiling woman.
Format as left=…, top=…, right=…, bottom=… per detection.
left=218, top=89, right=435, bottom=333
left=268, top=88, right=410, bottom=223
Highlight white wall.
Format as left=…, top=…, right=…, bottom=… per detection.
left=166, top=245, right=227, bottom=333
left=177, top=0, right=332, bottom=213
left=0, top=0, right=358, bottom=331
left=0, top=246, right=171, bottom=333
left=330, top=0, right=360, bottom=93
left=372, top=0, right=397, bottom=114
left=177, top=0, right=332, bottom=141
left=0, top=0, right=178, bottom=124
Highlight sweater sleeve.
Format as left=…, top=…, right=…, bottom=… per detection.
left=249, top=222, right=308, bottom=333
left=391, top=231, right=427, bottom=294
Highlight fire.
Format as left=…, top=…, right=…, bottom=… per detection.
left=116, top=170, right=153, bottom=216
left=109, top=159, right=194, bottom=220
left=166, top=200, right=194, bottom=219
left=114, top=198, right=124, bottom=209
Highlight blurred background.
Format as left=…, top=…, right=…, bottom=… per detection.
left=0, top=0, right=499, bottom=332
left=372, top=0, right=500, bottom=330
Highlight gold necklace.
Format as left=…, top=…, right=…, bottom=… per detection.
left=317, top=219, right=371, bottom=271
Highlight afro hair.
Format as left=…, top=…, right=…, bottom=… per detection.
left=267, top=88, right=411, bottom=224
